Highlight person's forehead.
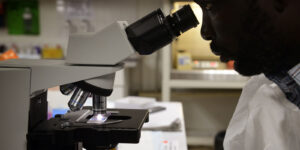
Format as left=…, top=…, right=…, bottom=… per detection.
left=194, top=0, right=215, bottom=5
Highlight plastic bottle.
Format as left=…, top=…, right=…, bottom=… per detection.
left=23, top=7, right=33, bottom=34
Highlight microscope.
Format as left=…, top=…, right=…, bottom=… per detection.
left=0, top=5, right=198, bottom=150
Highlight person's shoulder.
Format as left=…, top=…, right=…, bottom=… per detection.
left=240, top=74, right=272, bottom=98
left=247, top=74, right=295, bottom=111
left=246, top=74, right=272, bottom=88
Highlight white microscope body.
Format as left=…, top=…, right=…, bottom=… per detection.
left=0, top=21, right=133, bottom=150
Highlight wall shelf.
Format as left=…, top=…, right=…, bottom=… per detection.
left=170, top=79, right=247, bottom=89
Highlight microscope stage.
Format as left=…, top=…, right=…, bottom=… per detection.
left=27, top=108, right=149, bottom=150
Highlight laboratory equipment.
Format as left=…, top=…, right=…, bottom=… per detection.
left=0, top=5, right=198, bottom=150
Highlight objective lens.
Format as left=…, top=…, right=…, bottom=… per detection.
left=60, top=83, right=76, bottom=95
left=87, top=95, right=110, bottom=124
left=126, top=5, right=199, bottom=55
left=92, top=94, right=107, bottom=114
left=68, top=88, right=90, bottom=111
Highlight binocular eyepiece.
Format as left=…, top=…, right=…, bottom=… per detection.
left=126, top=5, right=199, bottom=55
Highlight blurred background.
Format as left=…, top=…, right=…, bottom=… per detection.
left=0, top=0, right=248, bottom=149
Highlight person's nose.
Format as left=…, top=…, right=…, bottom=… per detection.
left=201, top=15, right=214, bottom=41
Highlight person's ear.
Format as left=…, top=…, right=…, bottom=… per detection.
left=273, top=0, right=286, bottom=12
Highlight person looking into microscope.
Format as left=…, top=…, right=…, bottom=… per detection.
left=194, top=0, right=300, bottom=149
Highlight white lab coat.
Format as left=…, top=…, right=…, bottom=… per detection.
left=224, top=74, right=300, bottom=150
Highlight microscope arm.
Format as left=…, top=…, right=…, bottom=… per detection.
left=0, top=59, right=121, bottom=94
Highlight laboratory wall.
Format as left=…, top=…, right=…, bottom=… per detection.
left=0, top=0, right=68, bottom=51
left=0, top=0, right=139, bottom=52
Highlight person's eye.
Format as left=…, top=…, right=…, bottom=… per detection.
left=195, top=0, right=216, bottom=12
left=205, top=3, right=213, bottom=10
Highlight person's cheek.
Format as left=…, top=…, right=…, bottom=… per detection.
left=213, top=12, right=241, bottom=54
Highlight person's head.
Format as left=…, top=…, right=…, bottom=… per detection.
left=194, top=0, right=300, bottom=76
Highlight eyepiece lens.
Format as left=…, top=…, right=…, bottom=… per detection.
left=172, top=5, right=199, bottom=33
left=126, top=5, right=199, bottom=55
